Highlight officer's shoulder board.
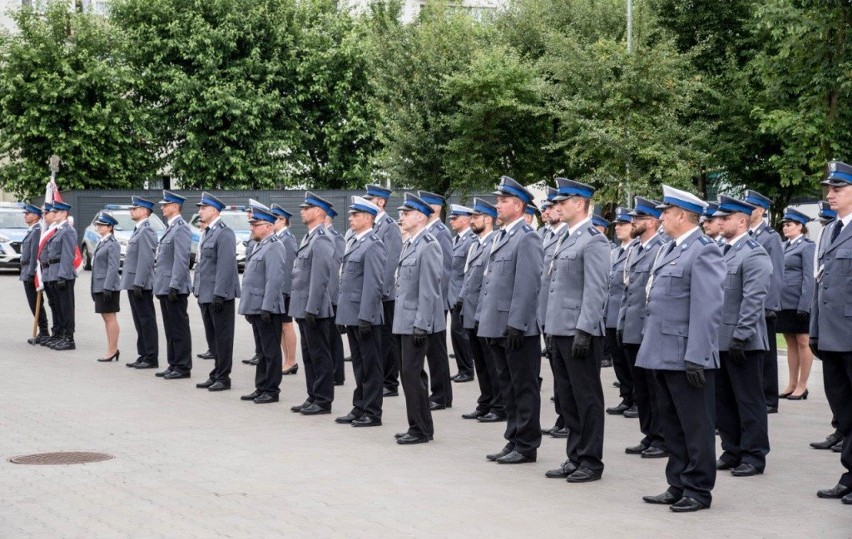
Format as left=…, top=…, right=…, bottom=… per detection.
left=697, top=235, right=714, bottom=246
left=316, top=227, right=326, bottom=236
left=803, top=237, right=814, bottom=244
left=587, top=225, right=601, bottom=236
left=216, top=221, right=227, bottom=230
left=521, top=223, right=534, bottom=233
left=422, top=233, right=435, bottom=243
left=746, top=239, right=761, bottom=249
left=269, top=235, right=279, bottom=242
left=369, top=233, right=379, bottom=242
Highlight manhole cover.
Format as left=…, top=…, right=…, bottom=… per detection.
left=8, top=452, right=114, bottom=465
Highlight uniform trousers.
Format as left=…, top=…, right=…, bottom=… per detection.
left=200, top=299, right=234, bottom=383
left=199, top=298, right=216, bottom=357
left=489, top=335, right=542, bottom=456
left=607, top=328, right=633, bottom=404
left=551, top=335, right=605, bottom=472
left=381, top=300, right=400, bottom=391
left=128, top=289, right=158, bottom=363
left=820, top=351, right=852, bottom=487
left=450, top=308, right=473, bottom=377
left=346, top=325, right=383, bottom=420
left=763, top=314, right=779, bottom=408
left=544, top=335, right=564, bottom=429
left=330, top=305, right=345, bottom=384
left=248, top=313, right=283, bottom=396
left=398, top=334, right=434, bottom=438
left=157, top=294, right=192, bottom=375
left=716, top=351, right=770, bottom=470
left=298, top=317, right=334, bottom=409
left=654, top=369, right=717, bottom=507
left=43, top=279, right=59, bottom=336
left=468, top=329, right=504, bottom=416
left=51, top=279, right=76, bottom=337
left=251, top=321, right=262, bottom=356
left=426, top=316, right=453, bottom=407
left=23, top=278, right=48, bottom=335
left=624, top=343, right=665, bottom=450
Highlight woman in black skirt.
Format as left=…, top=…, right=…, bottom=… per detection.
left=777, top=207, right=816, bottom=400
left=91, top=212, right=122, bottom=362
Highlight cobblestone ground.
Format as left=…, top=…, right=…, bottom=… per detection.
left=0, top=272, right=847, bottom=537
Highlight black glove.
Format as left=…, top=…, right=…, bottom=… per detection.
left=616, top=329, right=623, bottom=348
left=57, top=279, right=67, bottom=291
left=473, top=321, right=479, bottom=334
left=728, top=337, right=747, bottom=365
left=413, top=327, right=427, bottom=347
left=305, top=311, right=317, bottom=327
left=132, top=285, right=143, bottom=299
left=796, top=310, right=809, bottom=322
left=102, top=289, right=113, bottom=302
left=261, top=310, right=272, bottom=323
left=453, top=301, right=463, bottom=314
left=765, top=309, right=777, bottom=320
left=685, top=361, right=706, bottom=388
left=358, top=319, right=371, bottom=340
left=212, top=295, right=224, bottom=313
left=572, top=330, right=592, bottom=359
left=168, top=287, right=179, bottom=302
left=505, top=326, right=524, bottom=351
left=337, top=324, right=347, bottom=334
left=809, top=338, right=821, bottom=360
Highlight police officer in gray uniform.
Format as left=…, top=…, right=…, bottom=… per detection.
left=122, top=196, right=159, bottom=368
left=153, top=191, right=193, bottom=379
left=448, top=204, right=477, bottom=383
left=271, top=204, right=299, bottom=376
left=238, top=203, right=287, bottom=404
left=638, top=185, right=724, bottom=513
left=418, top=190, right=453, bottom=410
left=393, top=194, right=444, bottom=444
left=811, top=160, right=852, bottom=504
left=543, top=180, right=610, bottom=483
left=193, top=193, right=241, bottom=392
left=19, top=203, right=49, bottom=344
left=43, top=201, right=78, bottom=351
left=478, top=176, right=544, bottom=465
left=334, top=197, right=387, bottom=427
left=363, top=185, right=404, bottom=397
left=37, top=203, right=59, bottom=345
left=743, top=189, right=784, bottom=413
left=289, top=192, right=337, bottom=415
left=605, top=208, right=636, bottom=416
left=326, top=209, right=347, bottom=386
left=459, top=199, right=505, bottom=422
left=712, top=195, right=772, bottom=477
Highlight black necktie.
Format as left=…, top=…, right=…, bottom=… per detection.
left=723, top=244, right=731, bottom=255
left=635, top=244, right=644, bottom=257
left=499, top=229, right=507, bottom=241
left=831, top=221, right=844, bottom=244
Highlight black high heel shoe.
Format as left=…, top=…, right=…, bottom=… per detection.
left=97, top=350, right=120, bottom=363
left=282, top=364, right=299, bottom=375
left=788, top=389, right=809, bottom=400
left=778, top=390, right=794, bottom=399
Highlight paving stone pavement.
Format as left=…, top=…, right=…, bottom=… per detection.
left=0, top=271, right=848, bottom=537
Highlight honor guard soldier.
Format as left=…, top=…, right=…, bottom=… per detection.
left=334, top=197, right=387, bottom=427
left=238, top=203, right=287, bottom=404
left=193, top=193, right=241, bottom=392
left=606, top=208, right=635, bottom=415
left=638, top=185, right=724, bottom=513
left=448, top=204, right=477, bottom=383
left=325, top=208, right=347, bottom=386
left=153, top=191, right=193, bottom=380
left=743, top=189, right=784, bottom=413
left=38, top=203, right=59, bottom=345
left=271, top=204, right=299, bottom=376
left=20, top=203, right=49, bottom=344
left=363, top=185, right=403, bottom=398
left=289, top=192, right=337, bottom=416
left=701, top=203, right=724, bottom=245
left=543, top=179, right=610, bottom=482
left=524, top=204, right=539, bottom=228
left=43, top=201, right=78, bottom=350
left=392, top=193, right=444, bottom=444
left=712, top=196, right=772, bottom=477
left=122, top=197, right=159, bottom=368
left=478, top=176, right=544, bottom=465
left=811, top=161, right=852, bottom=505
left=458, top=199, right=505, bottom=422
left=418, top=190, right=454, bottom=410
left=617, top=197, right=669, bottom=459
left=537, top=187, right=557, bottom=240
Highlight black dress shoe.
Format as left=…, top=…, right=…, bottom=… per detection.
left=396, top=433, right=429, bottom=445
left=300, top=403, right=331, bottom=415
left=352, top=416, right=382, bottom=427
left=566, top=467, right=601, bottom=483
left=454, top=373, right=474, bottom=383
left=253, top=393, right=279, bottom=404
left=335, top=412, right=360, bottom=424
left=496, top=450, right=536, bottom=464
left=550, top=427, right=569, bottom=438
left=767, top=406, right=778, bottom=414
left=486, top=448, right=511, bottom=461
left=811, top=433, right=842, bottom=449
left=462, top=410, right=486, bottom=420
left=155, top=368, right=173, bottom=377
left=52, top=338, right=76, bottom=351
left=134, top=361, right=158, bottom=369
left=730, top=463, right=762, bottom=477
left=242, top=353, right=260, bottom=365
left=843, top=492, right=852, bottom=505
left=196, top=350, right=215, bottom=360
left=247, top=358, right=260, bottom=366
left=395, top=431, right=433, bottom=440
left=613, top=381, right=621, bottom=388
left=643, top=491, right=680, bottom=505
left=641, top=447, right=668, bottom=459
left=290, top=401, right=311, bottom=413
left=163, top=371, right=189, bottom=380
left=541, top=426, right=553, bottom=435
left=817, top=483, right=852, bottom=499
left=196, top=379, right=215, bottom=388
left=670, top=496, right=708, bottom=512
left=606, top=401, right=631, bottom=415
left=241, top=390, right=262, bottom=401
left=625, top=443, right=649, bottom=455
left=383, top=388, right=399, bottom=397
left=429, top=401, right=450, bottom=411
left=832, top=440, right=843, bottom=452
left=545, top=460, right=578, bottom=478
left=477, top=413, right=507, bottom=423
left=716, top=458, right=737, bottom=470
left=623, top=405, right=639, bottom=418
left=207, top=381, right=231, bottom=391
left=126, top=359, right=142, bottom=368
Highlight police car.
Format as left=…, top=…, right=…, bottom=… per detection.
left=81, top=205, right=168, bottom=270
left=0, top=202, right=27, bottom=270
left=188, top=206, right=252, bottom=269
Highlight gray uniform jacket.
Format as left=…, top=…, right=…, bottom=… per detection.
left=336, top=232, right=386, bottom=326
left=427, top=219, right=453, bottom=310
left=617, top=234, right=668, bottom=344
left=458, top=232, right=496, bottom=330
left=275, top=228, right=298, bottom=296
left=91, top=234, right=121, bottom=293
left=636, top=228, right=725, bottom=371
left=289, top=226, right=335, bottom=319
left=476, top=222, right=543, bottom=338
left=238, top=234, right=287, bottom=315
left=751, top=222, right=784, bottom=312
left=810, top=218, right=852, bottom=352
left=120, top=219, right=156, bottom=290
left=780, top=237, right=815, bottom=313
left=718, top=237, right=772, bottom=352
left=449, top=229, right=476, bottom=306
left=537, top=225, right=567, bottom=329
left=19, top=223, right=40, bottom=281
left=44, top=223, right=78, bottom=282
left=152, top=216, right=192, bottom=296
left=193, top=220, right=240, bottom=303
left=544, top=224, right=610, bottom=337
left=327, top=225, right=344, bottom=307
left=374, top=212, right=402, bottom=301
left=605, top=241, right=632, bottom=329
left=393, top=232, right=444, bottom=335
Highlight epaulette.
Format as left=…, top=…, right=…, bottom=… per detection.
left=270, top=235, right=279, bottom=242
left=369, top=233, right=379, bottom=241
left=803, top=237, right=814, bottom=243
left=746, top=239, right=760, bottom=249
left=316, top=227, right=326, bottom=235
left=423, top=234, right=434, bottom=243
left=329, top=228, right=340, bottom=236
left=217, top=221, right=226, bottom=229
left=697, top=235, right=713, bottom=245
left=521, top=223, right=533, bottom=233
left=587, top=226, right=601, bottom=236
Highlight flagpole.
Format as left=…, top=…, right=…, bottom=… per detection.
left=31, top=155, right=60, bottom=344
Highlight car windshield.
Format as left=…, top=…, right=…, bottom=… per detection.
left=0, top=211, right=27, bottom=228
left=218, top=213, right=251, bottom=231
left=103, top=212, right=166, bottom=232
